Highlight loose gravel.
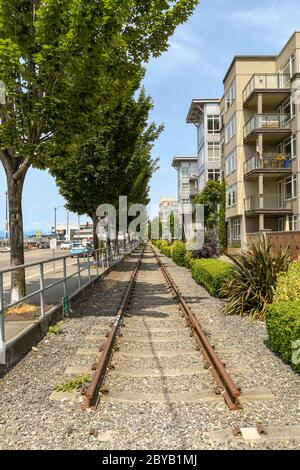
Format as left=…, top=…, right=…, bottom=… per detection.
left=0, top=247, right=299, bottom=450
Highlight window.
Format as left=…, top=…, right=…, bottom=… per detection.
left=181, top=169, right=190, bottom=176
left=278, top=134, right=296, bottom=159
left=208, top=170, right=221, bottom=182
left=181, top=183, right=190, bottom=194
left=226, top=184, right=237, bottom=208
left=279, top=94, right=296, bottom=118
left=225, top=115, right=236, bottom=144
left=289, top=215, right=297, bottom=231
left=280, top=54, right=295, bottom=78
left=207, top=115, right=220, bottom=134
left=207, top=143, right=221, bottom=162
left=225, top=149, right=237, bottom=176
left=225, top=80, right=236, bottom=110
left=232, top=219, right=241, bottom=240
left=283, top=174, right=297, bottom=200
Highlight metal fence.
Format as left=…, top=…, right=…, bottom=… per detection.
left=0, top=241, right=139, bottom=350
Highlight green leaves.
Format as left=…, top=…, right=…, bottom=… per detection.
left=223, top=239, right=291, bottom=321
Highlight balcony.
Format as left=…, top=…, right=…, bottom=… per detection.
left=244, top=153, right=292, bottom=179
left=244, top=114, right=291, bottom=143
left=243, top=74, right=291, bottom=108
left=244, top=193, right=292, bottom=215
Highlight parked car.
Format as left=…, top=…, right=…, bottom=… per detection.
left=61, top=242, right=72, bottom=250
left=70, top=242, right=94, bottom=258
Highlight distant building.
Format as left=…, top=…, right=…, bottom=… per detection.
left=186, top=98, right=221, bottom=192
left=172, top=156, right=198, bottom=210
left=159, top=197, right=178, bottom=239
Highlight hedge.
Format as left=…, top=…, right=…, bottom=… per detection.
left=162, top=246, right=172, bottom=257
left=172, top=241, right=186, bottom=267
left=184, top=251, right=193, bottom=269
left=266, top=301, right=300, bottom=373
left=191, top=259, right=232, bottom=298
left=274, top=260, right=300, bottom=302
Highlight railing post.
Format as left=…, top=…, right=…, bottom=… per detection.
left=39, top=263, right=45, bottom=318
left=87, top=253, right=91, bottom=282
left=96, top=250, right=99, bottom=277
left=0, top=272, right=5, bottom=349
left=77, top=256, right=81, bottom=289
left=63, top=258, right=67, bottom=298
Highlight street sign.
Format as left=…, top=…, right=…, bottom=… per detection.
left=50, top=239, right=57, bottom=250
left=62, top=296, right=71, bottom=317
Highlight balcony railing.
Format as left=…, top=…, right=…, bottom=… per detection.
left=244, top=114, right=291, bottom=139
left=243, top=74, right=290, bottom=103
left=244, top=153, right=292, bottom=175
left=245, top=193, right=290, bottom=212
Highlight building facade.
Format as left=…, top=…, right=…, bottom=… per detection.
left=186, top=99, right=221, bottom=192
left=159, top=198, right=178, bottom=239
left=172, top=156, right=198, bottom=210
left=221, top=31, right=300, bottom=250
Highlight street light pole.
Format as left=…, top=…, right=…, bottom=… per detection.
left=66, top=210, right=69, bottom=241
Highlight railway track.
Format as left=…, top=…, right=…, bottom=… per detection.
left=82, top=244, right=242, bottom=412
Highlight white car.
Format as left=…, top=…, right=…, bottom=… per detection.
left=60, top=242, right=72, bottom=250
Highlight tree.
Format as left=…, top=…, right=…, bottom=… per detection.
left=0, top=0, right=199, bottom=300
left=50, top=89, right=161, bottom=250
left=194, top=180, right=224, bottom=231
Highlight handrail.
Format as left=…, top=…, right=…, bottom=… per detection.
left=243, top=73, right=291, bottom=102
left=0, top=241, right=139, bottom=353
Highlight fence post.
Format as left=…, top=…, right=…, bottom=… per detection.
left=87, top=253, right=91, bottom=282
left=0, top=272, right=5, bottom=349
left=63, top=258, right=67, bottom=298
left=77, top=256, right=81, bottom=289
left=39, top=263, right=45, bottom=318
left=96, top=250, right=99, bottom=277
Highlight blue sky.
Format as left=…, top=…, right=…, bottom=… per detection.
left=1, top=0, right=300, bottom=232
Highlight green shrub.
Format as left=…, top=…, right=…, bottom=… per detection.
left=162, top=245, right=172, bottom=257
left=172, top=241, right=186, bottom=266
left=223, top=239, right=290, bottom=321
left=191, top=259, right=232, bottom=298
left=266, top=301, right=300, bottom=373
left=184, top=251, right=193, bottom=269
left=274, top=259, right=300, bottom=302
left=155, top=240, right=163, bottom=250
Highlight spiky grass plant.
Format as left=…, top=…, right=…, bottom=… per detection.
left=222, top=238, right=290, bottom=321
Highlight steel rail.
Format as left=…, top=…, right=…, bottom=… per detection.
left=152, top=246, right=242, bottom=411
left=82, top=246, right=145, bottom=411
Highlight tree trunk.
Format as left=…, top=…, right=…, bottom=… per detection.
left=90, top=212, right=99, bottom=262
left=8, top=176, right=26, bottom=303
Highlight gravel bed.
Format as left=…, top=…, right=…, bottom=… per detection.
left=105, top=374, right=216, bottom=393
left=0, top=248, right=299, bottom=450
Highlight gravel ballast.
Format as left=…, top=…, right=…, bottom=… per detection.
left=0, top=247, right=299, bottom=450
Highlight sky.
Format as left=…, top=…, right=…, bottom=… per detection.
left=1, top=0, right=300, bottom=233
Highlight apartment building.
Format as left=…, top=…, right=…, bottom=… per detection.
left=221, top=31, right=300, bottom=249
left=172, top=156, right=198, bottom=210
left=159, top=198, right=178, bottom=239
left=186, top=99, right=221, bottom=191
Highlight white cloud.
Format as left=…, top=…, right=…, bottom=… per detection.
left=229, top=1, right=300, bottom=46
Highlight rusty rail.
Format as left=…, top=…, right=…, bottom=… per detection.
left=82, top=246, right=144, bottom=410
left=152, top=246, right=242, bottom=411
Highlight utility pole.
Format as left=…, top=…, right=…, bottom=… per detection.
left=66, top=210, right=69, bottom=241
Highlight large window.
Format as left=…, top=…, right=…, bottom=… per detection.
left=225, top=149, right=237, bottom=176
left=208, top=169, right=221, bottom=182
left=283, top=174, right=297, bottom=200
left=289, top=215, right=298, bottom=231
left=181, top=183, right=190, bottom=194
left=207, top=142, right=221, bottom=162
left=225, top=115, right=236, bottom=144
left=279, top=94, right=296, bottom=118
left=226, top=184, right=237, bottom=208
left=278, top=134, right=297, bottom=159
left=225, top=79, right=236, bottom=110
left=280, top=54, right=295, bottom=78
left=207, top=115, right=220, bottom=134
left=232, top=218, right=241, bottom=240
